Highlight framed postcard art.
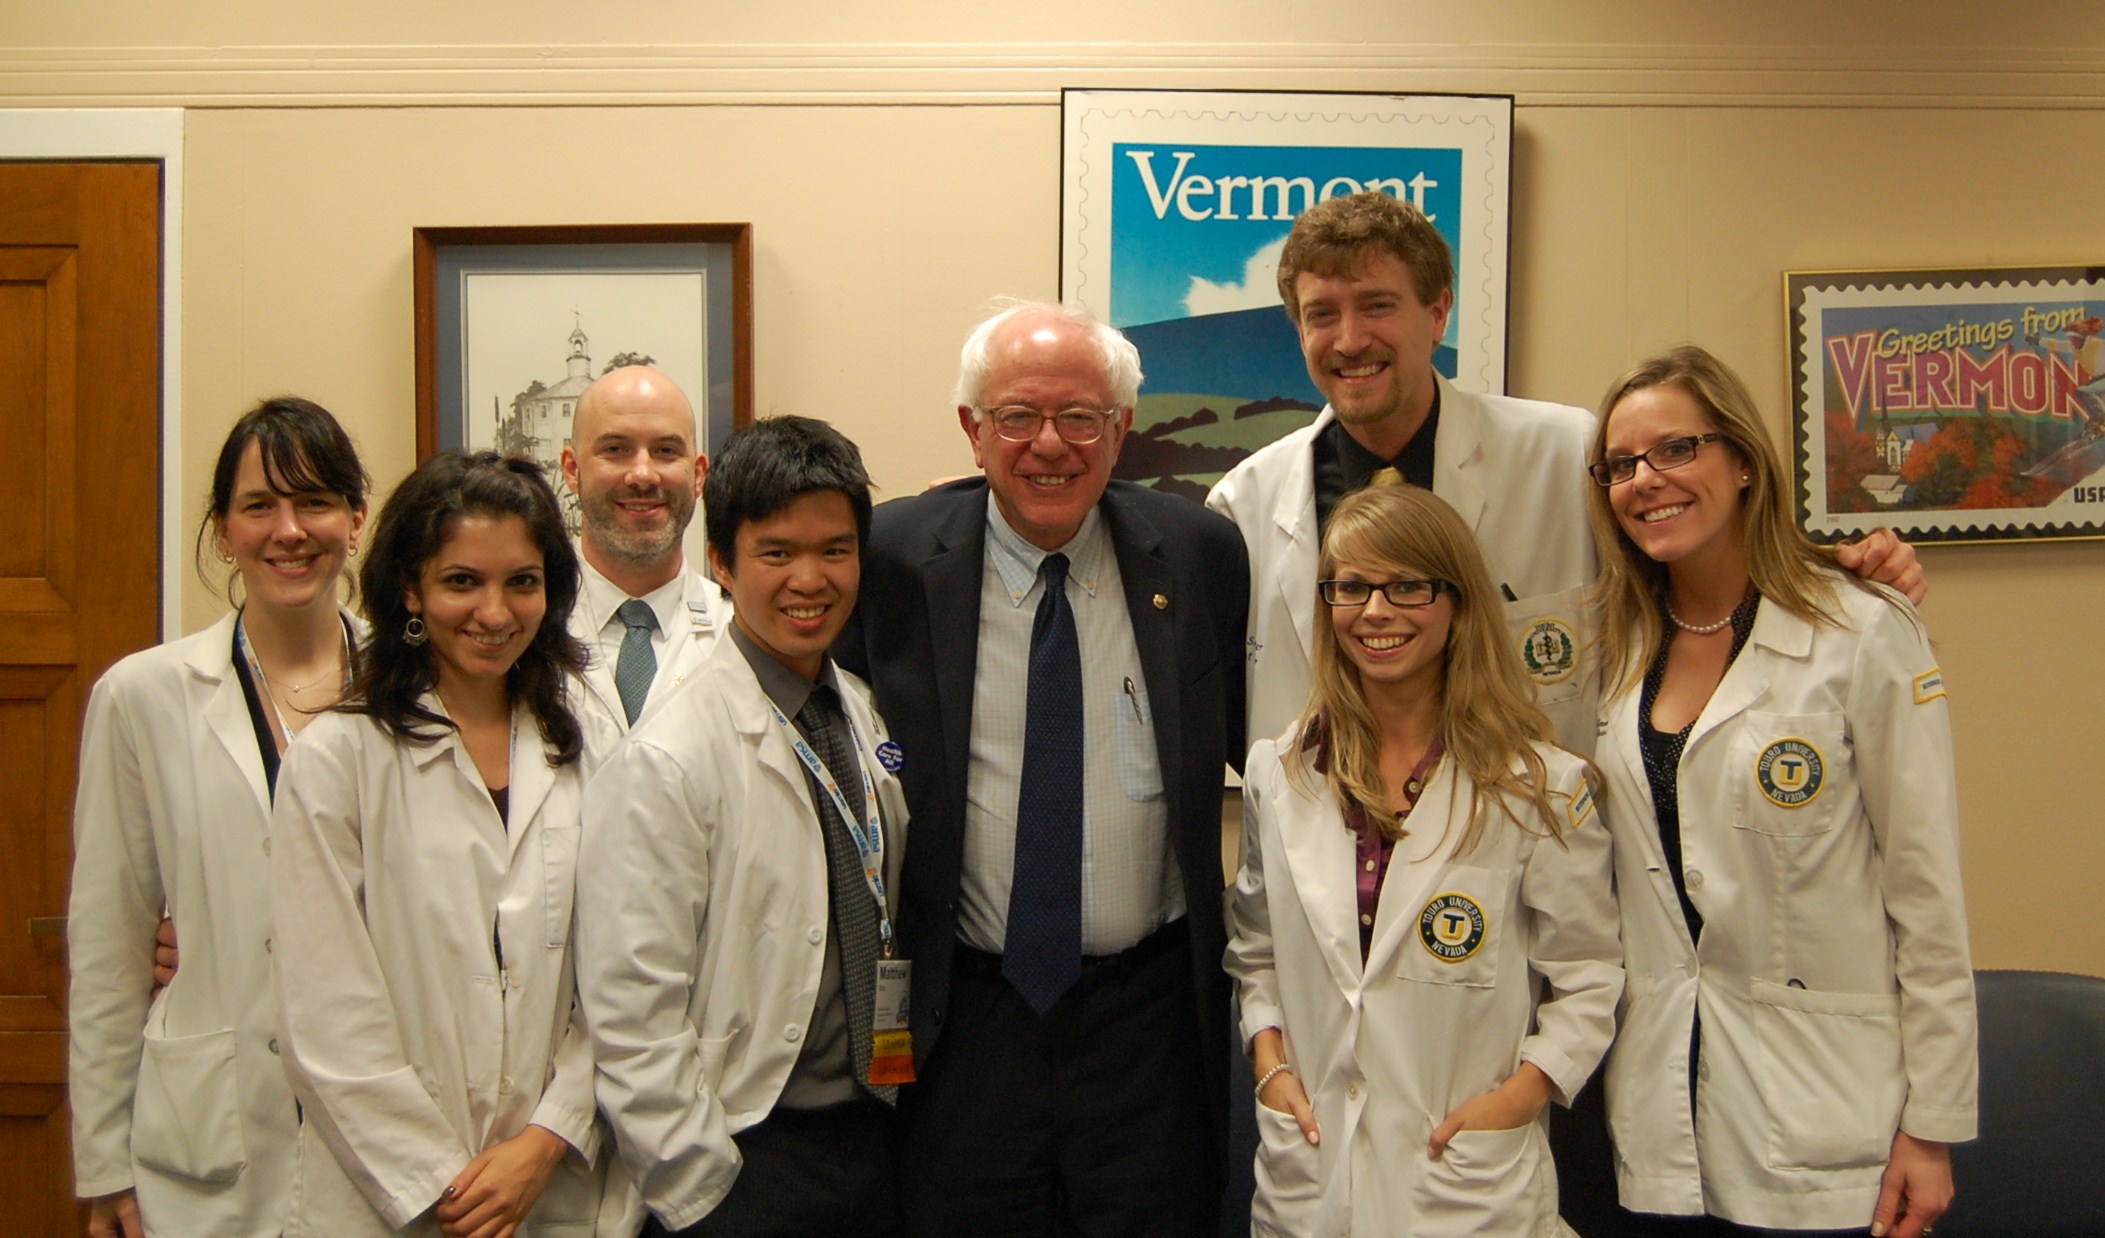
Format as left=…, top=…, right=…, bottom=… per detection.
left=1061, top=89, right=1512, bottom=500
left=1788, top=264, right=2105, bottom=545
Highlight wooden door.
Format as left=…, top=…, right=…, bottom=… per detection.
left=0, top=161, right=163, bottom=1233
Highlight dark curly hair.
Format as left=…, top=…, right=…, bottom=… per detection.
left=347, top=452, right=587, bottom=766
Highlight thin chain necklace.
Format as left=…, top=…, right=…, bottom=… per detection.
left=239, top=615, right=351, bottom=711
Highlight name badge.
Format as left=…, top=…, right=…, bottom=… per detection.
left=869, top=959, right=915, bottom=1085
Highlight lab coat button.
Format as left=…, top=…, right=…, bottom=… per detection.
left=500, top=1076, right=516, bottom=1094
left=268, top=1037, right=279, bottom=1055
left=1347, top=1083, right=1360, bottom=1100
left=1685, top=868, right=1704, bottom=891
left=1359, top=913, right=1373, bottom=927
left=784, top=1025, right=802, bottom=1043
left=807, top=927, right=824, bottom=945
left=1698, top=1059, right=1710, bottom=1081
left=264, top=937, right=272, bottom=953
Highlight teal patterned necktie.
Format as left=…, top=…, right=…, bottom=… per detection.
left=614, top=599, right=659, bottom=726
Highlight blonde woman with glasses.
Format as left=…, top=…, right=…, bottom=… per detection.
left=1586, top=345, right=1975, bottom=1238
left=1225, top=484, right=1621, bottom=1237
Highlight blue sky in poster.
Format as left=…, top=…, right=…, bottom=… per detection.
left=1109, top=142, right=1464, bottom=331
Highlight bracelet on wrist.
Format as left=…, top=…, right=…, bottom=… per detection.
left=1255, top=1062, right=1293, bottom=1094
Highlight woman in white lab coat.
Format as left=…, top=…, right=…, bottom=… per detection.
left=270, top=452, right=609, bottom=1238
left=1225, top=484, right=1622, bottom=1238
left=68, top=398, right=370, bottom=1238
left=1585, top=346, right=1975, bottom=1238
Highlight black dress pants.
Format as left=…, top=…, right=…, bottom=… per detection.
left=642, top=1099, right=898, bottom=1238
left=897, top=922, right=1220, bottom=1238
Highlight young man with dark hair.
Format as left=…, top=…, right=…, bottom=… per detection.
left=576, top=415, right=909, bottom=1237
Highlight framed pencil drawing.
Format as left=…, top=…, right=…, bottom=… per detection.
left=413, top=222, right=752, bottom=564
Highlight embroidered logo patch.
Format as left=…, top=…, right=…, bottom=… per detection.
left=1755, top=738, right=1825, bottom=808
left=1914, top=667, right=1947, bottom=705
left=1418, top=893, right=1488, bottom=962
left=1517, top=617, right=1578, bottom=685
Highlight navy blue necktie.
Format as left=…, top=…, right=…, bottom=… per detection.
left=1004, top=552, right=1084, bottom=1014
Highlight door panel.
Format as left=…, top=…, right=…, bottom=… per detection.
left=0, top=160, right=161, bottom=1234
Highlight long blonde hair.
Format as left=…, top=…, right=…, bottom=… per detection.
left=1584, top=344, right=1860, bottom=700
left=1289, top=486, right=1590, bottom=854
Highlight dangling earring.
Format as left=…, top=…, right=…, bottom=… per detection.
left=404, top=616, right=427, bottom=646
left=348, top=541, right=359, bottom=558
left=217, top=545, right=235, bottom=564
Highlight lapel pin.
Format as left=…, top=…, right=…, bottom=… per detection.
left=1152, top=593, right=1168, bottom=610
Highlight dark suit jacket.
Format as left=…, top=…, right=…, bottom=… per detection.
left=835, top=477, right=1249, bottom=1158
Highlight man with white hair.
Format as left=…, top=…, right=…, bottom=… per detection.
left=839, top=300, right=1249, bottom=1236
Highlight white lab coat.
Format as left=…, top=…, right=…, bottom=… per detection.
left=67, top=610, right=351, bottom=1236
left=1226, top=734, right=1622, bottom=1238
left=1206, top=378, right=1600, bottom=755
left=1597, top=581, right=1977, bottom=1229
left=574, top=641, right=909, bottom=1232
left=269, top=698, right=607, bottom=1237
left=571, top=563, right=730, bottom=735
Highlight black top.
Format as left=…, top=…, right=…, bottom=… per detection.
left=1311, top=380, right=1443, bottom=537
left=229, top=612, right=356, bottom=802
left=1637, top=592, right=1762, bottom=943
left=229, top=626, right=284, bottom=800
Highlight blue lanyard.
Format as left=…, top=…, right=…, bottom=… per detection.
left=766, top=699, right=894, bottom=956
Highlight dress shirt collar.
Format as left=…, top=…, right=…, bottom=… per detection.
left=578, top=548, right=688, bottom=637
left=727, top=617, right=842, bottom=722
left=1330, top=378, right=1442, bottom=490
left=983, top=494, right=1107, bottom=609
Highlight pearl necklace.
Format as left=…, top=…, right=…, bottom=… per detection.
left=1666, top=604, right=1734, bottom=635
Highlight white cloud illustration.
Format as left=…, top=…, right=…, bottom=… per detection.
left=1182, top=236, right=1289, bottom=318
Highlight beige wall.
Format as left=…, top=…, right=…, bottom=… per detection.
left=7, top=2, right=2103, bottom=974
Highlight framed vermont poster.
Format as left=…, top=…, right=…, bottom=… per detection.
left=1788, top=264, right=2105, bottom=545
left=1061, top=89, right=1512, bottom=498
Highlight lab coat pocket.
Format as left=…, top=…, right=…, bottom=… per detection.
left=1412, top=1122, right=1556, bottom=1238
left=528, top=1148, right=605, bottom=1233
left=541, top=821, right=582, bottom=947
left=1397, top=866, right=1514, bottom=990
left=1734, top=712, right=1850, bottom=837
left=1750, top=978, right=1905, bottom=1170
left=133, top=1025, right=248, bottom=1183
left=1250, top=1099, right=1322, bottom=1237
left=1114, top=681, right=1164, bottom=802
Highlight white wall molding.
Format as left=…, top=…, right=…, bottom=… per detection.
left=3, top=42, right=2102, bottom=109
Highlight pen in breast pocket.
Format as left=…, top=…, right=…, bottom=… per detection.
left=1122, top=676, right=1143, bottom=722
left=1499, top=582, right=1518, bottom=602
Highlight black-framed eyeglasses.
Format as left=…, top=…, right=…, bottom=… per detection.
left=980, top=404, right=1118, bottom=444
left=1318, top=578, right=1455, bottom=608
left=1589, top=433, right=1726, bottom=486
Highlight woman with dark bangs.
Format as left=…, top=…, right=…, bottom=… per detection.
left=70, top=398, right=370, bottom=1238
left=270, top=452, right=613, bottom=1238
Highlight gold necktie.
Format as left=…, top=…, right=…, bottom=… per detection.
left=1370, top=467, right=1403, bottom=487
